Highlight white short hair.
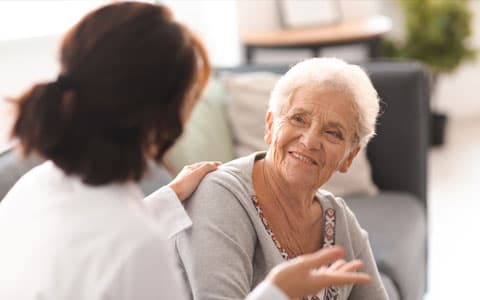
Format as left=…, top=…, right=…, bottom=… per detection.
left=269, top=57, right=380, bottom=147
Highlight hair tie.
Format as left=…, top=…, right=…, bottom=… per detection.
left=55, top=74, right=76, bottom=91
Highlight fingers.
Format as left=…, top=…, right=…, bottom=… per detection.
left=185, top=161, right=221, bottom=171
left=191, top=161, right=222, bottom=175
left=337, top=259, right=364, bottom=273
left=328, top=259, right=346, bottom=271
left=311, top=258, right=371, bottom=286
left=327, top=259, right=363, bottom=273
left=169, top=161, right=222, bottom=202
left=316, top=272, right=372, bottom=286
left=296, top=246, right=345, bottom=269
left=298, top=247, right=371, bottom=287
left=266, top=247, right=370, bottom=299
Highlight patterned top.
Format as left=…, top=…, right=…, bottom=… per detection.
left=251, top=195, right=339, bottom=300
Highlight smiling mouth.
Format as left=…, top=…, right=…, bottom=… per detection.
left=289, top=151, right=317, bottom=165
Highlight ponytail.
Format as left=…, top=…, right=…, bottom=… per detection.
left=12, top=80, right=74, bottom=158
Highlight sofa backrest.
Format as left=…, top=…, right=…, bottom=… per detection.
left=365, top=62, right=429, bottom=208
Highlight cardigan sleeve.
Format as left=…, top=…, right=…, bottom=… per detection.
left=143, top=185, right=192, bottom=239
left=174, top=175, right=259, bottom=300
left=246, top=281, right=289, bottom=300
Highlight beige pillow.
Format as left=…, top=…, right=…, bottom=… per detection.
left=221, top=72, right=378, bottom=197
left=164, top=79, right=236, bottom=174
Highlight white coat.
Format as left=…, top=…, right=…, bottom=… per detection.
left=0, top=161, right=286, bottom=300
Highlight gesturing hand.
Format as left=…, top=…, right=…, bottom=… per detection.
left=168, top=161, right=221, bottom=202
left=266, top=246, right=371, bottom=299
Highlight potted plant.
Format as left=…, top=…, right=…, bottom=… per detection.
left=382, top=0, right=476, bottom=146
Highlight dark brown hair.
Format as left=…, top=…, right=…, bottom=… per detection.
left=12, top=2, right=210, bottom=185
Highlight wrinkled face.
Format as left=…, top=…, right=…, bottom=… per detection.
left=265, top=86, right=361, bottom=189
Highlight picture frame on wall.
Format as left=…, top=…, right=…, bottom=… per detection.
left=276, top=0, right=342, bottom=29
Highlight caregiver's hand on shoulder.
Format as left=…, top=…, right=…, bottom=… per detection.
left=266, top=246, right=371, bottom=300
left=168, top=161, right=221, bottom=202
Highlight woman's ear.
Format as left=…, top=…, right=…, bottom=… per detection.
left=264, top=111, right=273, bottom=145
left=338, top=145, right=361, bottom=173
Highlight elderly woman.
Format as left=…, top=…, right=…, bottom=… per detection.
left=175, top=58, right=389, bottom=300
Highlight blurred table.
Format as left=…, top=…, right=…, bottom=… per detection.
left=241, top=15, right=392, bottom=64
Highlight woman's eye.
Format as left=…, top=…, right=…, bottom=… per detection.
left=292, top=115, right=304, bottom=123
left=326, top=130, right=343, bottom=139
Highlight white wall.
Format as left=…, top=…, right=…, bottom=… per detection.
left=0, top=0, right=241, bottom=98
left=0, top=34, right=62, bottom=152
left=0, top=0, right=110, bottom=98
left=0, top=36, right=61, bottom=99
left=161, top=0, right=240, bottom=67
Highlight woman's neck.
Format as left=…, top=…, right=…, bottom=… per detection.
left=255, top=156, right=319, bottom=220
left=252, top=156, right=324, bottom=256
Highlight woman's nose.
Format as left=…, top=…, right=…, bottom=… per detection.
left=299, top=127, right=322, bottom=150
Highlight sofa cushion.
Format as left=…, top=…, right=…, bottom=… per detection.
left=220, top=71, right=378, bottom=197
left=344, top=192, right=427, bottom=300
left=222, top=72, right=277, bottom=157
left=164, top=79, right=236, bottom=174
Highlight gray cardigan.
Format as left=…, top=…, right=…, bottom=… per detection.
left=175, top=152, right=388, bottom=300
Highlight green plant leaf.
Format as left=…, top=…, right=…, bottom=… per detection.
left=382, top=0, right=477, bottom=74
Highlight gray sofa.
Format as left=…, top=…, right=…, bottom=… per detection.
left=0, top=61, right=428, bottom=300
